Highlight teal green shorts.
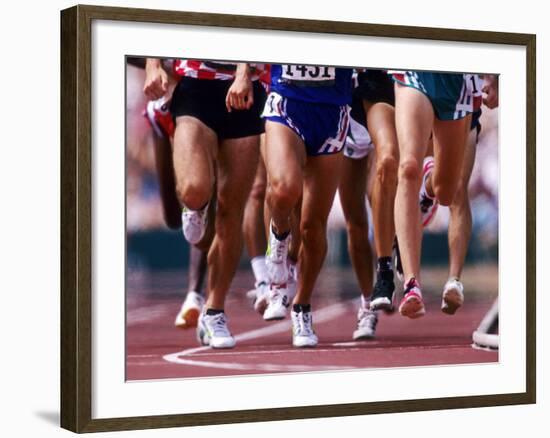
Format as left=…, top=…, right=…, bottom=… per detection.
left=392, top=71, right=473, bottom=121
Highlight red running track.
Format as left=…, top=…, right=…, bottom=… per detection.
left=126, top=266, right=498, bottom=380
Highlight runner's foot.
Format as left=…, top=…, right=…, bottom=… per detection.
left=197, top=310, right=236, bottom=349
left=399, top=278, right=426, bottom=319
left=441, top=277, right=464, bottom=315
left=174, top=291, right=204, bottom=329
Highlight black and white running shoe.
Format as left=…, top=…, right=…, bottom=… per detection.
left=369, top=270, right=395, bottom=312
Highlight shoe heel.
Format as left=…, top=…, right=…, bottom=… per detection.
left=181, top=308, right=200, bottom=329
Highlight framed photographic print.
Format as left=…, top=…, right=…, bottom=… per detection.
left=60, top=4, right=536, bottom=433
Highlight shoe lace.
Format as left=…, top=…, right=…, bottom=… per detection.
left=404, top=277, right=420, bottom=294
left=210, top=313, right=230, bottom=336
left=298, top=312, right=314, bottom=336
left=357, top=308, right=378, bottom=329
left=269, top=286, right=288, bottom=305
left=183, top=206, right=206, bottom=223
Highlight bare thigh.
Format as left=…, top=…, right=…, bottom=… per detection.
left=217, top=136, right=260, bottom=209
left=172, top=116, right=218, bottom=209
left=431, top=116, right=469, bottom=206
left=338, top=156, right=368, bottom=225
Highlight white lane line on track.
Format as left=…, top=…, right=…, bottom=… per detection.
left=162, top=302, right=357, bottom=372
left=132, top=343, right=474, bottom=361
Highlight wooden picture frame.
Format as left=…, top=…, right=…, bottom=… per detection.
left=60, top=4, right=536, bottom=433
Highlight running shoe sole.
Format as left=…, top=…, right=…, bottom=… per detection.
left=399, top=293, right=426, bottom=319
left=175, top=307, right=200, bottom=329
left=370, top=297, right=394, bottom=312
left=352, top=331, right=376, bottom=341
left=210, top=338, right=236, bottom=349
left=293, top=338, right=318, bottom=348
left=263, top=311, right=286, bottom=321
left=441, top=288, right=464, bottom=315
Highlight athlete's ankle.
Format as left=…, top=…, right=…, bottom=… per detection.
left=404, top=277, right=420, bottom=289
left=271, top=223, right=290, bottom=241
left=292, top=303, right=311, bottom=313
left=377, top=256, right=393, bottom=272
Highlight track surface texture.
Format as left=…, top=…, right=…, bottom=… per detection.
left=126, top=265, right=498, bottom=380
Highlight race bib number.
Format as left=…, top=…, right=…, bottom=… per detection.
left=465, top=74, right=483, bottom=97
left=281, top=65, right=336, bottom=86
left=262, top=92, right=284, bottom=118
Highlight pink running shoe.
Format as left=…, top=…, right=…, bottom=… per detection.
left=399, top=278, right=426, bottom=319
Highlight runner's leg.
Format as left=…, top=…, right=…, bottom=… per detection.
left=265, top=121, right=306, bottom=236
left=205, top=135, right=260, bottom=310
left=394, top=84, right=433, bottom=283
left=243, top=151, right=268, bottom=258
left=172, top=116, right=217, bottom=211
left=448, top=126, right=476, bottom=279
left=430, top=117, right=469, bottom=206
left=338, top=155, right=373, bottom=299
left=365, top=101, right=399, bottom=259
left=294, top=153, right=343, bottom=305
left=151, top=134, right=181, bottom=229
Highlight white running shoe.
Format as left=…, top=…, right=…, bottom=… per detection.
left=197, top=310, right=236, bottom=349
left=420, top=157, right=439, bottom=227
left=263, top=284, right=290, bottom=321
left=441, top=278, right=464, bottom=315
left=174, top=291, right=204, bottom=329
left=181, top=204, right=208, bottom=245
left=399, top=278, right=426, bottom=319
left=353, top=298, right=378, bottom=340
left=253, top=281, right=270, bottom=315
left=291, top=308, right=318, bottom=348
left=266, top=222, right=290, bottom=285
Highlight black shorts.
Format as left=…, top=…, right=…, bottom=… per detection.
left=356, top=69, right=395, bottom=106
left=471, top=109, right=482, bottom=140
left=349, top=93, right=368, bottom=130
left=170, top=76, right=266, bottom=139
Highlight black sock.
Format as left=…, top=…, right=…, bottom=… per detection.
left=206, top=308, right=224, bottom=315
left=293, top=303, right=311, bottom=313
left=272, top=225, right=290, bottom=241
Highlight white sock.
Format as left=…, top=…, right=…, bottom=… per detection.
left=251, top=256, right=268, bottom=285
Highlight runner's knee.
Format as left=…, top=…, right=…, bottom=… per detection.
left=433, top=182, right=457, bottom=207
left=176, top=180, right=211, bottom=210
left=398, top=158, right=422, bottom=184
left=300, top=218, right=327, bottom=250
left=376, top=154, right=398, bottom=186
left=269, top=177, right=301, bottom=211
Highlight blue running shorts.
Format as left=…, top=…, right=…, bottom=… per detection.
left=262, top=91, right=350, bottom=156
